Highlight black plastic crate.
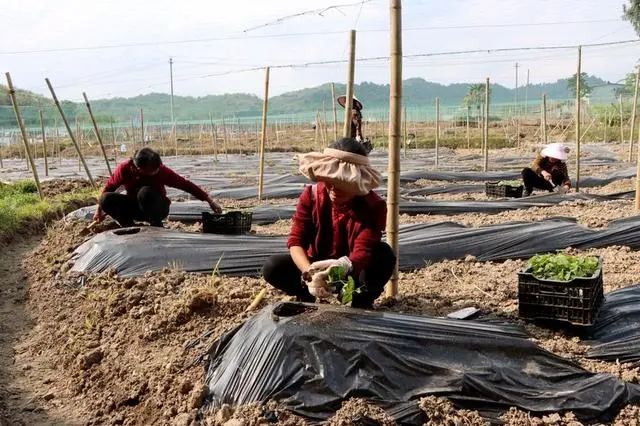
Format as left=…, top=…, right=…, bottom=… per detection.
left=485, top=181, right=524, bottom=199
left=202, top=211, right=252, bottom=235
left=517, top=257, right=603, bottom=326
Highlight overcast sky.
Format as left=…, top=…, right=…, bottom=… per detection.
left=2, top=0, right=638, bottom=101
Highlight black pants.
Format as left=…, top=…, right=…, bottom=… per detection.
left=262, top=242, right=397, bottom=309
left=521, top=167, right=565, bottom=193
left=99, top=186, right=170, bottom=227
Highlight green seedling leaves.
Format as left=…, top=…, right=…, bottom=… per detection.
left=497, top=180, right=523, bottom=188
left=527, top=253, right=599, bottom=282
left=341, top=276, right=356, bottom=305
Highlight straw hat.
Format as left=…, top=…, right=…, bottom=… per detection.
left=540, top=143, right=570, bottom=161
left=337, top=95, right=363, bottom=111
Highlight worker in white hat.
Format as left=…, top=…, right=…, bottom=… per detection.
left=521, top=143, right=571, bottom=196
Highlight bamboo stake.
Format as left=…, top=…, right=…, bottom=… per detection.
left=275, top=120, right=280, bottom=147
left=466, top=106, right=470, bottom=149
left=83, top=92, right=112, bottom=175
left=6, top=73, right=43, bottom=199
left=604, top=111, right=608, bottom=142
left=322, top=98, right=328, bottom=144
left=403, top=106, right=407, bottom=159
left=483, top=77, right=489, bottom=172
left=386, top=0, right=402, bottom=298
left=620, top=94, right=625, bottom=145
left=209, top=112, right=217, bottom=161
left=629, top=67, right=640, bottom=162
left=542, top=94, right=548, bottom=143
left=45, top=78, right=95, bottom=187
left=436, top=98, right=442, bottom=167
left=319, top=109, right=327, bottom=146
left=222, top=116, right=228, bottom=161
left=343, top=30, right=356, bottom=138
left=76, top=117, right=81, bottom=171
left=258, top=67, right=270, bottom=201
left=140, top=108, right=145, bottom=147
left=331, top=83, right=338, bottom=141
left=575, top=46, right=582, bottom=192
left=39, top=110, right=49, bottom=177
left=111, top=117, right=118, bottom=164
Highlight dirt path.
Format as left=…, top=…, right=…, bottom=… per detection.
left=0, top=236, right=68, bottom=426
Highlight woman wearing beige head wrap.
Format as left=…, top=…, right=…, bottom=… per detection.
left=262, top=138, right=396, bottom=309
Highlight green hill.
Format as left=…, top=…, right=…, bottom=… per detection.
left=0, top=75, right=611, bottom=128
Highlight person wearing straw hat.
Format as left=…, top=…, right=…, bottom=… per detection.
left=337, top=95, right=372, bottom=153
left=262, top=137, right=395, bottom=309
left=521, top=143, right=571, bottom=196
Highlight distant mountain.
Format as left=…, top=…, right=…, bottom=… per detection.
left=0, top=75, right=612, bottom=127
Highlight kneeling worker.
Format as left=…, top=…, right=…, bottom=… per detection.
left=93, top=147, right=222, bottom=227
left=522, top=143, right=571, bottom=196
left=262, top=138, right=396, bottom=309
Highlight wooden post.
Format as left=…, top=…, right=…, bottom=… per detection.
left=619, top=94, right=625, bottom=145
left=343, top=30, right=356, bottom=138
left=319, top=109, right=327, bottom=146
left=386, top=0, right=401, bottom=298
left=628, top=67, right=640, bottom=162
left=483, top=77, right=490, bottom=172
left=575, top=46, right=582, bottom=192
left=39, top=110, right=49, bottom=177
left=83, top=92, right=113, bottom=175
left=76, top=117, right=81, bottom=171
left=435, top=98, right=440, bottom=167
left=45, top=78, right=95, bottom=187
left=275, top=120, right=280, bottom=147
left=604, top=111, right=608, bottom=142
left=403, top=106, right=407, bottom=158
left=542, top=94, right=548, bottom=143
left=466, top=106, right=470, bottom=149
left=140, top=108, right=145, bottom=146
left=6, top=73, right=43, bottom=199
left=331, top=83, right=338, bottom=141
left=209, top=113, right=217, bottom=161
left=258, top=67, right=270, bottom=201
left=130, top=116, right=135, bottom=148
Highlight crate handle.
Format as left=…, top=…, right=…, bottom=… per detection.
left=538, top=284, right=568, bottom=295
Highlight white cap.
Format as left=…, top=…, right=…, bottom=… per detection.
left=540, top=143, right=570, bottom=161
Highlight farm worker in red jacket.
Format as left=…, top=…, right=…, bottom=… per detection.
left=262, top=138, right=396, bottom=309
left=93, top=147, right=222, bottom=227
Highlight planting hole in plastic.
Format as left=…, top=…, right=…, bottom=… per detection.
left=272, top=302, right=317, bottom=317
left=113, top=227, right=141, bottom=236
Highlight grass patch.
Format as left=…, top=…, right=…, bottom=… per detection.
left=0, top=180, right=98, bottom=242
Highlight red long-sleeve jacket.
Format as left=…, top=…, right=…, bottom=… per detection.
left=287, top=182, right=387, bottom=274
left=103, top=159, right=209, bottom=202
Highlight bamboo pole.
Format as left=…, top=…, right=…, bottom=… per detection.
left=83, top=92, right=113, bottom=175
left=435, top=98, right=440, bottom=167
left=258, top=67, right=270, bottom=201
left=466, top=106, right=470, bottom=149
left=343, top=30, right=356, bottom=138
left=39, top=110, right=49, bottom=177
left=45, top=78, right=95, bottom=187
left=331, top=83, right=338, bottom=141
left=403, top=106, right=407, bottom=158
left=209, top=113, right=217, bottom=161
left=483, top=77, right=489, bottom=172
left=322, top=98, right=328, bottom=144
left=575, top=46, right=582, bottom=192
left=604, top=111, right=608, bottom=142
left=319, top=109, right=327, bottom=146
left=6, top=73, right=43, bottom=199
left=76, top=117, right=81, bottom=171
left=140, top=108, right=145, bottom=146
left=275, top=120, right=280, bottom=147
left=386, top=0, right=402, bottom=299
left=620, top=94, right=625, bottom=145
left=629, top=67, right=640, bottom=162
left=222, top=116, right=228, bottom=161
left=542, top=94, right=548, bottom=143
left=111, top=117, right=117, bottom=164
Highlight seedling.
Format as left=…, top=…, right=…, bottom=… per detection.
left=497, top=180, right=522, bottom=188
left=327, top=266, right=364, bottom=305
left=527, top=253, right=599, bottom=282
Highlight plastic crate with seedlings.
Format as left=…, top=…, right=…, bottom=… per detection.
left=518, top=253, right=603, bottom=326
left=202, top=211, right=252, bottom=235
left=485, top=180, right=524, bottom=198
